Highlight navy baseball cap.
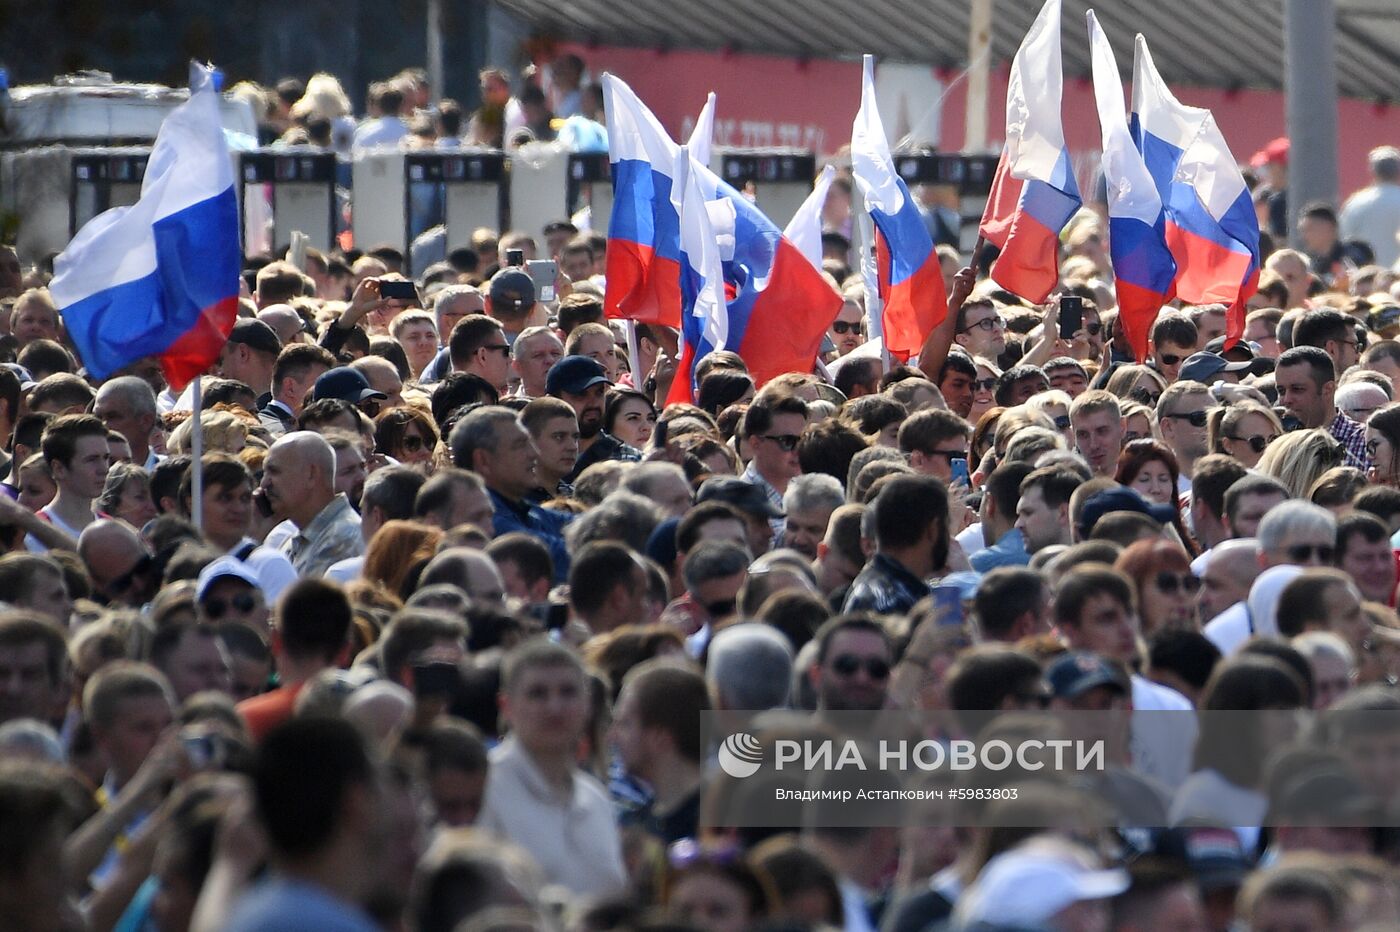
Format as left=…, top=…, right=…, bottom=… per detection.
left=546, top=355, right=611, bottom=396
left=313, top=366, right=386, bottom=404
left=696, top=476, right=785, bottom=519
left=488, top=268, right=536, bottom=313
left=227, top=318, right=283, bottom=356
left=1046, top=652, right=1128, bottom=699
left=1178, top=351, right=1252, bottom=384
left=1080, top=486, right=1177, bottom=533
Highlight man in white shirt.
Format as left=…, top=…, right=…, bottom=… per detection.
left=352, top=85, right=410, bottom=150
left=27, top=414, right=108, bottom=550
left=1340, top=146, right=1400, bottom=268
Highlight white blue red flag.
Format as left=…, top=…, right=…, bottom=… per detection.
left=850, top=55, right=946, bottom=361
left=1087, top=10, right=1175, bottom=362
left=49, top=63, right=239, bottom=390
left=978, top=0, right=1082, bottom=305
left=1131, top=35, right=1259, bottom=345
left=602, top=75, right=842, bottom=400
left=673, top=145, right=730, bottom=400
left=688, top=92, right=716, bottom=168
left=785, top=164, right=838, bottom=272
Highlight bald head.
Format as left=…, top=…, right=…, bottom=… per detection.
left=257, top=305, right=305, bottom=345
left=78, top=519, right=155, bottom=606
left=1200, top=538, right=1263, bottom=625
left=262, top=430, right=336, bottom=526
left=420, top=547, right=506, bottom=605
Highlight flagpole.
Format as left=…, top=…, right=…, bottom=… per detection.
left=624, top=319, right=642, bottom=393
left=190, top=375, right=203, bottom=532
left=857, top=200, right=889, bottom=373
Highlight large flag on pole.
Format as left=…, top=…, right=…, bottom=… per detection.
left=850, top=55, right=946, bottom=361
left=668, top=145, right=730, bottom=405
left=785, top=164, right=839, bottom=270
left=688, top=92, right=716, bottom=167
left=1087, top=10, right=1175, bottom=362
left=978, top=0, right=1082, bottom=305
left=1131, top=35, right=1259, bottom=346
left=49, top=63, right=239, bottom=391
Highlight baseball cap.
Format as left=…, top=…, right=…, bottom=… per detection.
left=196, top=556, right=262, bottom=601
left=1249, top=137, right=1290, bottom=169
left=227, top=318, right=283, bottom=356
left=488, top=268, right=536, bottom=313
left=1178, top=351, right=1252, bottom=385
left=645, top=516, right=681, bottom=570
left=1146, top=827, right=1249, bottom=892
left=546, top=355, right=611, bottom=396
left=696, top=476, right=785, bottom=519
left=1046, top=651, right=1129, bottom=699
left=1080, top=487, right=1178, bottom=533
left=313, top=366, right=387, bottom=404
left=956, top=843, right=1129, bottom=927
left=1370, top=304, right=1400, bottom=337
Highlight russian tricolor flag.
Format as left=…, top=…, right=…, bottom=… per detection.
left=851, top=56, right=947, bottom=361
left=784, top=164, right=838, bottom=270
left=602, top=76, right=842, bottom=401
left=978, top=0, right=1082, bottom=306
left=671, top=145, right=731, bottom=404
left=50, top=63, right=239, bottom=391
left=1087, top=10, right=1175, bottom=362
left=1131, top=35, right=1260, bottom=345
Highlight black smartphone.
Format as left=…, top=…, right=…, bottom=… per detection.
left=252, top=487, right=273, bottom=518
left=653, top=418, right=668, bottom=448
left=378, top=279, right=418, bottom=300
left=1060, top=295, right=1083, bottom=340
left=411, top=661, right=462, bottom=698
left=505, top=248, right=525, bottom=267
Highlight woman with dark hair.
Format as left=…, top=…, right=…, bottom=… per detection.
left=661, top=841, right=774, bottom=932
left=696, top=370, right=756, bottom=419
left=1169, top=655, right=1306, bottom=836
left=1115, top=539, right=1199, bottom=637
left=1114, top=438, right=1181, bottom=508
left=604, top=388, right=658, bottom=449
left=1366, top=401, right=1400, bottom=486
left=374, top=406, right=440, bottom=469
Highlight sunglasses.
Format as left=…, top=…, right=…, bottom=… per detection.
left=1129, top=388, right=1162, bottom=407
left=1228, top=433, right=1277, bottom=454
left=762, top=434, right=801, bottom=452
left=484, top=343, right=512, bottom=355
left=402, top=434, right=428, bottom=453
left=1054, top=414, right=1071, bottom=430
left=831, top=320, right=864, bottom=335
left=1286, top=544, right=1335, bottom=563
left=1163, top=410, right=1211, bottom=428
left=107, top=553, right=154, bottom=597
left=704, top=598, right=737, bottom=618
left=1154, top=572, right=1201, bottom=596
left=358, top=398, right=382, bottom=417
left=203, top=592, right=258, bottom=620
left=668, top=839, right=743, bottom=869
left=1083, top=322, right=1103, bottom=336
left=1158, top=353, right=1183, bottom=367
left=831, top=654, right=891, bottom=680
left=973, top=377, right=998, bottom=392
left=961, top=315, right=1007, bottom=334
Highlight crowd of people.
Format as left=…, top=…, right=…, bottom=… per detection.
left=11, top=62, right=1400, bottom=930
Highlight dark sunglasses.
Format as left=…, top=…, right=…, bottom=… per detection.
left=203, top=592, right=258, bottom=620
left=358, top=398, right=382, bottom=417
left=484, top=343, right=512, bottom=355
left=1129, top=388, right=1162, bottom=406
left=973, top=377, right=998, bottom=392
left=1054, top=414, right=1071, bottom=430
left=668, top=839, right=743, bottom=869
left=1228, top=433, right=1276, bottom=454
left=1286, top=544, right=1335, bottom=563
left=762, top=434, right=801, bottom=452
left=107, top=553, right=154, bottom=596
left=1154, top=572, right=1202, bottom=596
left=1158, top=353, right=1183, bottom=367
left=401, top=434, right=428, bottom=453
left=831, top=654, right=891, bottom=680
left=1163, top=410, right=1211, bottom=428
left=1083, top=322, right=1103, bottom=336
left=831, top=320, right=864, bottom=335
left=704, top=598, right=737, bottom=618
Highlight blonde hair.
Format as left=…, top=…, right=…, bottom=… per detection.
left=292, top=73, right=352, bottom=121
left=1207, top=401, right=1283, bottom=455
left=166, top=408, right=249, bottom=455
left=1256, top=429, right=1343, bottom=498
left=993, top=405, right=1056, bottom=457
left=1024, top=390, right=1073, bottom=419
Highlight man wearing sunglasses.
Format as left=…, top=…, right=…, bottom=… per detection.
left=827, top=299, right=866, bottom=357
left=195, top=557, right=270, bottom=635
left=78, top=520, right=159, bottom=608
left=739, top=393, right=809, bottom=547
left=546, top=356, right=642, bottom=483
left=448, top=315, right=514, bottom=397
left=1149, top=313, right=1199, bottom=384
left=1156, top=382, right=1214, bottom=495
left=809, top=614, right=893, bottom=713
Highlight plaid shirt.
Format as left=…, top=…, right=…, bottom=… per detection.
left=1330, top=410, right=1369, bottom=471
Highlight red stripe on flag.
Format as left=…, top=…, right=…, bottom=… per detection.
left=605, top=242, right=682, bottom=328
left=160, top=295, right=238, bottom=392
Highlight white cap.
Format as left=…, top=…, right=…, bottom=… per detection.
left=1247, top=565, right=1305, bottom=639
left=196, top=556, right=262, bottom=601
left=955, top=844, right=1129, bottom=926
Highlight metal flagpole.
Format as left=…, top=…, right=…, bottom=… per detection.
left=857, top=200, right=889, bottom=373
left=190, top=375, right=204, bottom=532
left=625, top=319, right=643, bottom=393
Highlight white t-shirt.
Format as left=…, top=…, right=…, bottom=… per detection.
left=1203, top=601, right=1257, bottom=656
left=1131, top=674, right=1197, bottom=791
left=25, top=505, right=88, bottom=552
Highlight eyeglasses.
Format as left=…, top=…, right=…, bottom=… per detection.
left=1129, top=388, right=1162, bottom=407
left=1054, top=415, right=1071, bottom=430
left=762, top=434, right=801, bottom=451
left=1158, top=354, right=1183, bottom=367
left=831, top=654, right=891, bottom=680
left=960, top=315, right=1007, bottom=334
left=107, top=553, right=154, bottom=597
left=1227, top=433, right=1277, bottom=454
left=1154, top=572, right=1201, bottom=596
left=973, top=377, right=998, bottom=392
left=484, top=343, right=511, bottom=355
left=831, top=320, right=864, bottom=335
left=1163, top=410, right=1211, bottom=428
left=1286, top=543, right=1335, bottom=563
left=203, top=592, right=258, bottom=620
left=1083, top=322, right=1103, bottom=336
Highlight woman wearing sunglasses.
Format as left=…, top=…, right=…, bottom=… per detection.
left=1365, top=402, right=1400, bottom=486
left=968, top=357, right=1001, bottom=425
left=1115, top=538, right=1200, bottom=637
left=1104, top=364, right=1168, bottom=410
left=1256, top=429, right=1345, bottom=499
left=374, top=406, right=440, bottom=470
left=1206, top=401, right=1283, bottom=469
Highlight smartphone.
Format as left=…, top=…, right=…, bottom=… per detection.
left=526, top=259, right=558, bottom=303
left=932, top=583, right=965, bottom=627
left=181, top=732, right=224, bottom=770
left=252, top=487, right=273, bottom=518
left=653, top=418, right=669, bottom=448
left=377, top=279, right=418, bottom=300
left=411, top=661, right=462, bottom=698
left=1060, top=295, right=1083, bottom=340
left=949, top=456, right=969, bottom=487
left=505, top=248, right=525, bottom=267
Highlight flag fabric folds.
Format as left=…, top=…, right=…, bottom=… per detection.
left=850, top=55, right=946, bottom=361
left=1087, top=10, right=1176, bottom=362
left=785, top=164, right=839, bottom=272
left=978, top=0, right=1083, bottom=305
left=669, top=146, right=731, bottom=405
left=602, top=75, right=842, bottom=401
left=1131, top=35, right=1260, bottom=346
left=49, top=63, right=239, bottom=390
left=688, top=92, right=716, bottom=167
